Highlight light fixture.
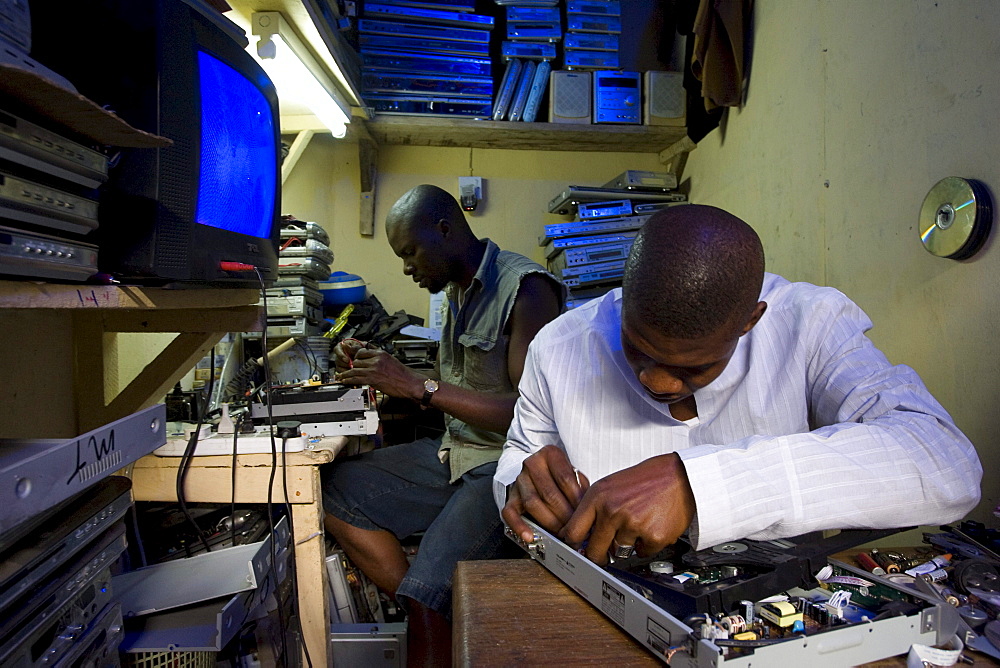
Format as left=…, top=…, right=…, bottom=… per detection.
left=251, top=11, right=351, bottom=138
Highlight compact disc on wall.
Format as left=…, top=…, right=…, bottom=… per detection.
left=919, top=177, right=993, bottom=260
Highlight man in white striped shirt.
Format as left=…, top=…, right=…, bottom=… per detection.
left=497, top=204, right=982, bottom=565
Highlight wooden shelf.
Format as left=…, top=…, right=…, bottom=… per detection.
left=0, top=280, right=260, bottom=311
left=0, top=280, right=263, bottom=434
left=359, top=115, right=688, bottom=153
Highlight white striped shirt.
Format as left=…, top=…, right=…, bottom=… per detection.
left=494, top=274, right=982, bottom=549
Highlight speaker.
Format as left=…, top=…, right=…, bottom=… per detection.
left=644, top=71, right=686, bottom=126
left=548, top=70, right=591, bottom=124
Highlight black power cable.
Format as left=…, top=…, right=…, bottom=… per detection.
left=256, top=266, right=314, bottom=668
left=175, top=346, right=215, bottom=555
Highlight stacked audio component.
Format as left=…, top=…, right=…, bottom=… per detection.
left=542, top=170, right=686, bottom=308
left=260, top=218, right=332, bottom=339
left=0, top=2, right=107, bottom=282
left=0, top=107, right=105, bottom=281
left=492, top=1, right=560, bottom=122
left=543, top=0, right=618, bottom=123
left=564, top=0, right=620, bottom=71
left=0, top=477, right=133, bottom=668
left=0, top=405, right=166, bottom=666
left=358, top=1, right=495, bottom=118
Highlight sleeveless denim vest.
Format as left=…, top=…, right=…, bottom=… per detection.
left=438, top=239, right=560, bottom=481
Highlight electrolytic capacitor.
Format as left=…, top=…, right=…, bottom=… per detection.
left=740, top=600, right=755, bottom=625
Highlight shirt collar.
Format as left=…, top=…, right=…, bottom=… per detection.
left=445, top=238, right=497, bottom=301
left=606, top=289, right=750, bottom=421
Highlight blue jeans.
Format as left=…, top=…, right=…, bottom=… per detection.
left=320, top=437, right=521, bottom=617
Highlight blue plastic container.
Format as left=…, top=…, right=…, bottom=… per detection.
left=319, top=271, right=366, bottom=308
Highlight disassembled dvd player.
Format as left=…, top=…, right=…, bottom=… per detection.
left=508, top=518, right=957, bottom=667
left=249, top=384, right=379, bottom=438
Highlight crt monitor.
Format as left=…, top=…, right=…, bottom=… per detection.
left=28, top=0, right=281, bottom=287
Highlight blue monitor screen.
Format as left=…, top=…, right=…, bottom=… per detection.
left=196, top=50, right=277, bottom=239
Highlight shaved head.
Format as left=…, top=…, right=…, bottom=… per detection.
left=383, top=184, right=483, bottom=293
left=386, top=184, right=471, bottom=237
left=622, top=204, right=765, bottom=339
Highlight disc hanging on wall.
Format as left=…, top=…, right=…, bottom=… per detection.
left=919, top=177, right=993, bottom=260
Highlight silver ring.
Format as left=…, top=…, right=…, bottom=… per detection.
left=612, top=541, right=635, bottom=560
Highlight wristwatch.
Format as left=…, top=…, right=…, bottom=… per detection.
left=420, top=378, right=439, bottom=408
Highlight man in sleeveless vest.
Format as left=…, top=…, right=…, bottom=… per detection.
left=321, top=184, right=564, bottom=666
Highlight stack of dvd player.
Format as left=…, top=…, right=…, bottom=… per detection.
left=492, top=1, right=561, bottom=122
left=0, top=107, right=106, bottom=282
left=563, top=0, right=621, bottom=71
left=0, top=477, right=133, bottom=667
left=254, top=218, right=332, bottom=339
left=358, top=1, right=496, bottom=119
left=0, top=5, right=107, bottom=283
left=542, top=170, right=687, bottom=308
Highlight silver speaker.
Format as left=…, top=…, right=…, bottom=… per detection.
left=549, top=70, right=591, bottom=124
left=644, top=71, right=685, bottom=127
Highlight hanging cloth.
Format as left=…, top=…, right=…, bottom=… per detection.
left=691, top=0, right=753, bottom=111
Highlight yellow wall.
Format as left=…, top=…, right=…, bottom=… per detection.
left=683, top=0, right=998, bottom=521
left=116, top=143, right=662, bottom=396
left=118, top=0, right=997, bottom=523
left=281, top=138, right=662, bottom=318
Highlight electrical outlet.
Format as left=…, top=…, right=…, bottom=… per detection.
left=459, top=176, right=483, bottom=212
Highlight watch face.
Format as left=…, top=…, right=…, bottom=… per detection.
left=424, top=379, right=439, bottom=392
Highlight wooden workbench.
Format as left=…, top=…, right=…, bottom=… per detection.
left=131, top=440, right=349, bottom=667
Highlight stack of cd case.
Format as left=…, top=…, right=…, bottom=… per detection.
left=492, top=2, right=561, bottom=121
left=564, top=0, right=621, bottom=70
left=358, top=1, right=495, bottom=118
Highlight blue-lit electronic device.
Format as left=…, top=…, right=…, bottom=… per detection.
left=29, top=0, right=282, bottom=287
left=593, top=70, right=641, bottom=124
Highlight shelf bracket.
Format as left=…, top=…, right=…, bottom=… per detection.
left=659, top=136, right=696, bottom=178
left=282, top=129, right=316, bottom=185
left=72, top=305, right=263, bottom=432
